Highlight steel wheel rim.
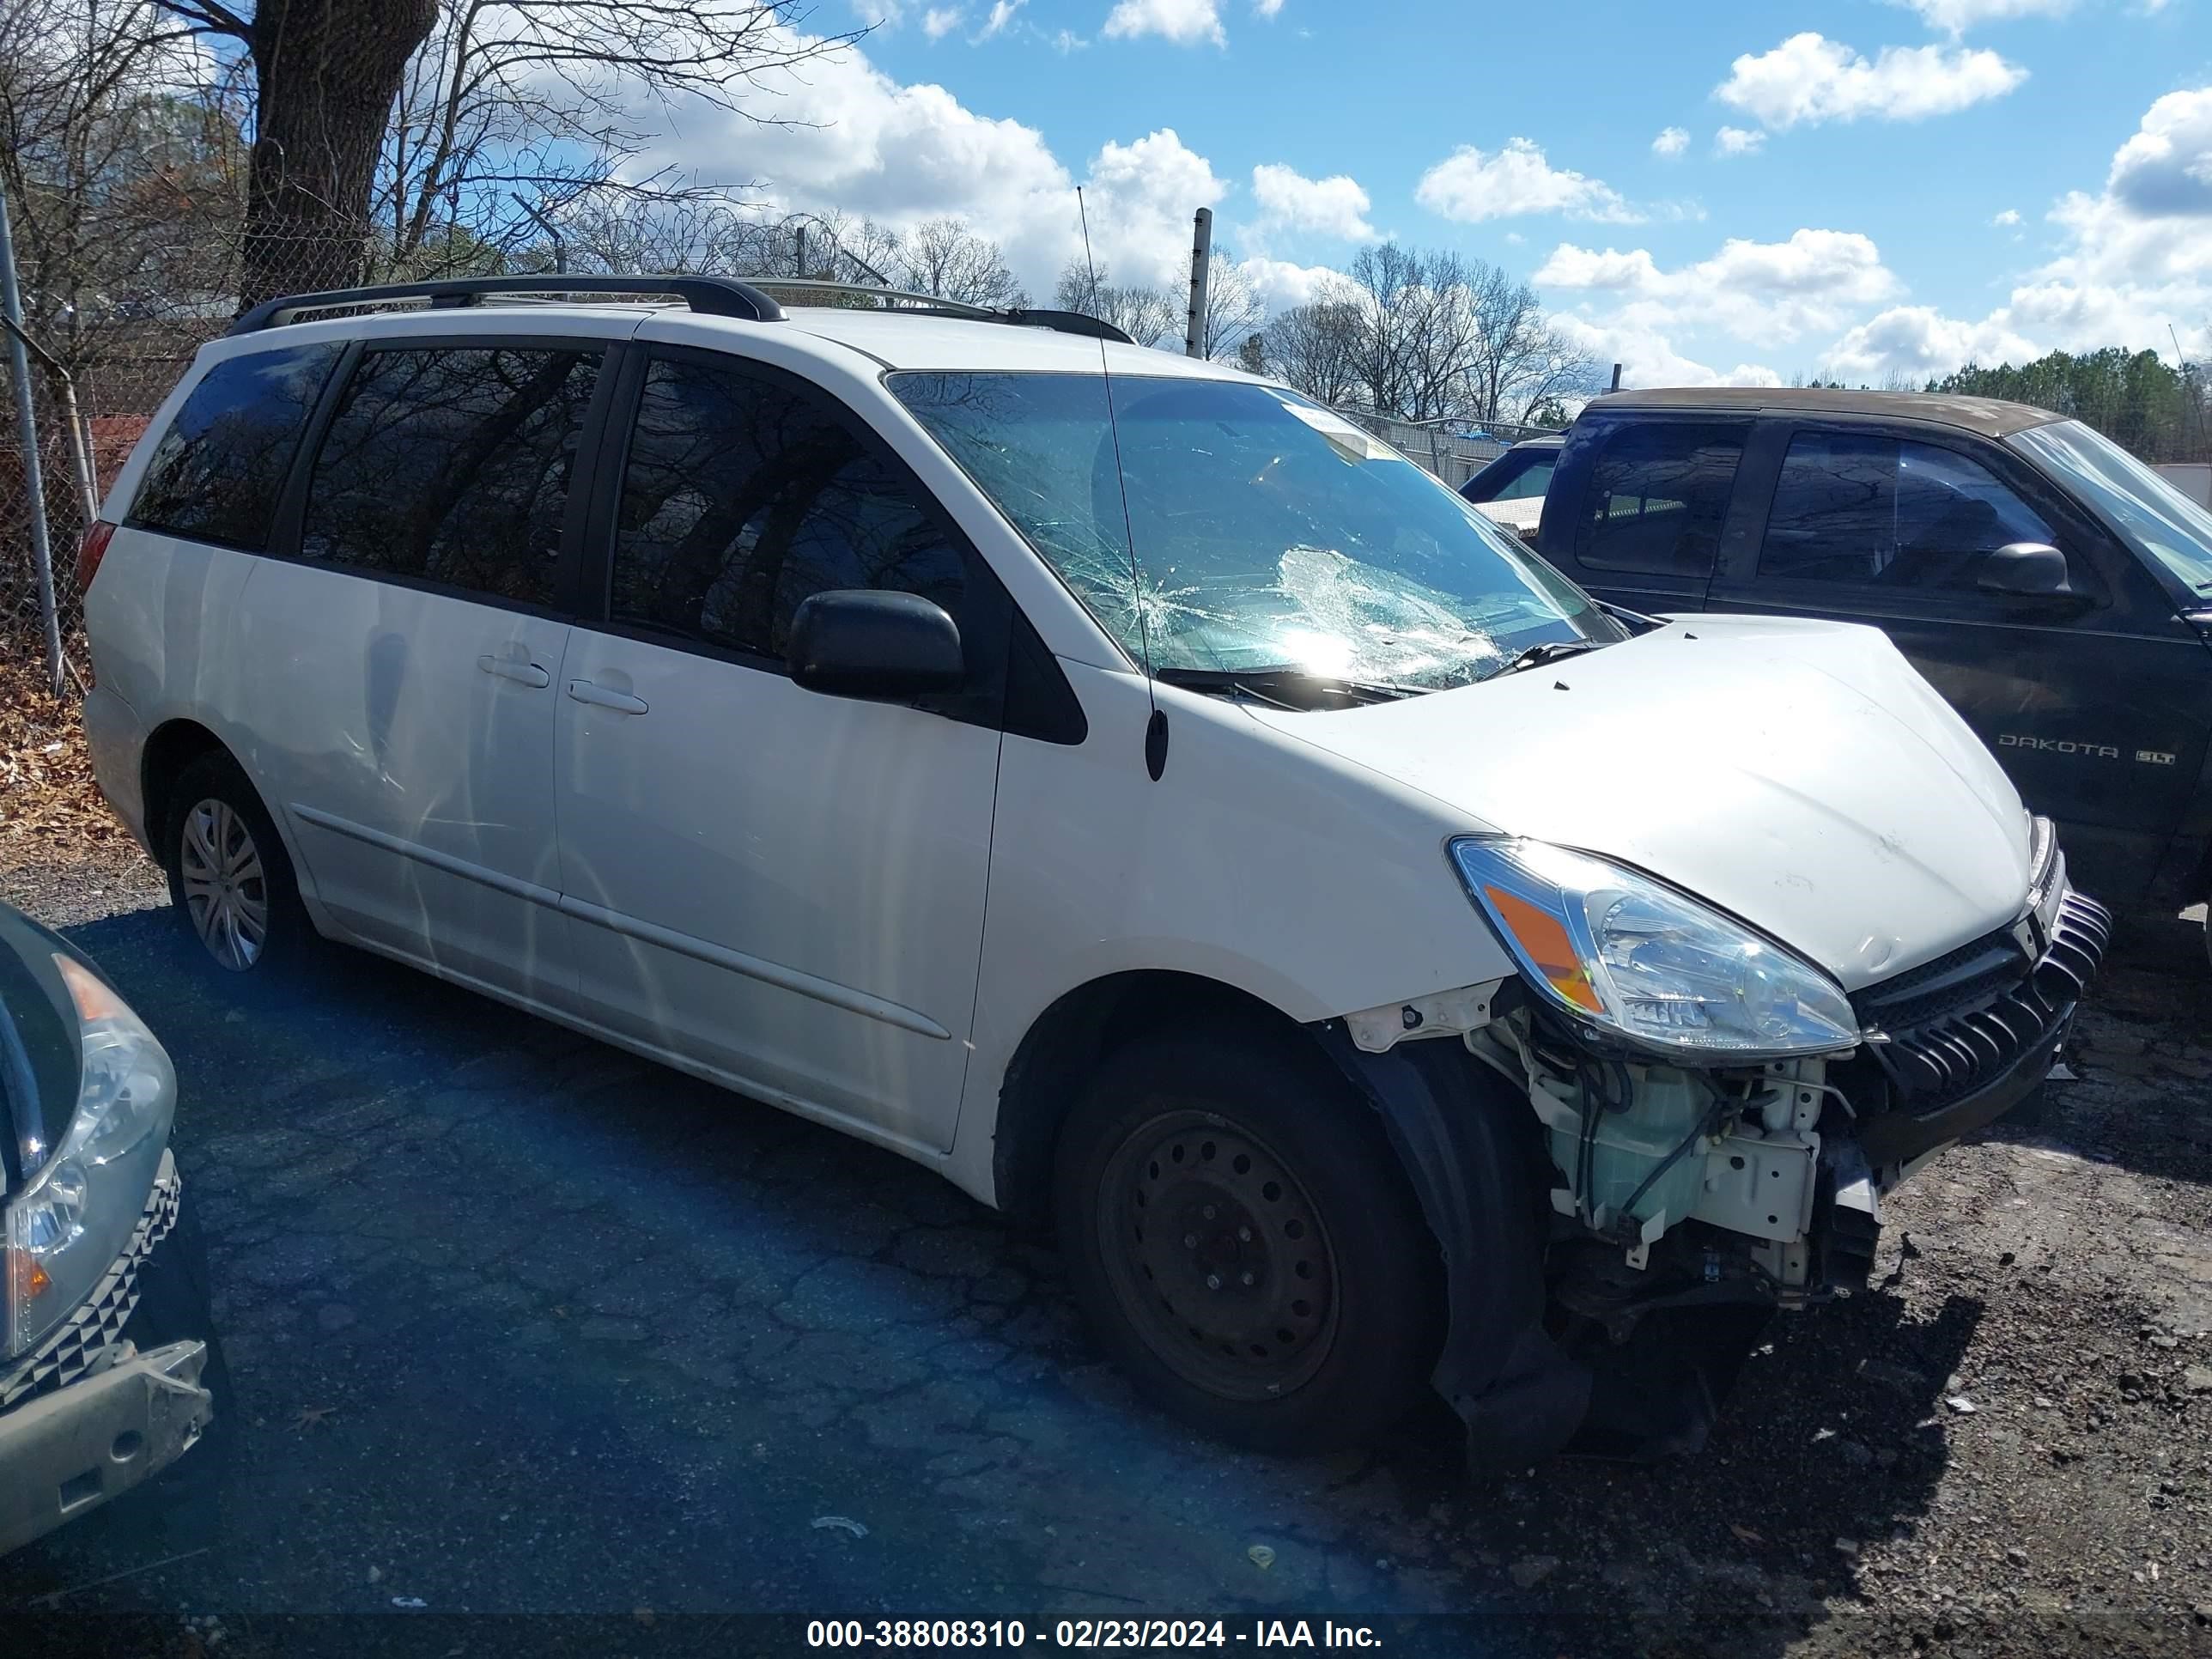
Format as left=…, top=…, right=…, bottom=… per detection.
left=179, top=799, right=268, bottom=971
left=1097, top=1108, right=1341, bottom=1402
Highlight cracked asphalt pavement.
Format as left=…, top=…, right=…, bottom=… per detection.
left=3, top=854, right=2209, bottom=1657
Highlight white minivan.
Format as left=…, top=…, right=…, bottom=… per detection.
left=79, top=276, right=2107, bottom=1462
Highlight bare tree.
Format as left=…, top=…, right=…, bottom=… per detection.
left=147, top=0, right=860, bottom=305
left=896, top=217, right=1024, bottom=307
left=1464, top=264, right=1597, bottom=422
left=1262, top=292, right=1366, bottom=407
left=1054, top=258, right=1180, bottom=348
left=0, top=0, right=246, bottom=367
left=1197, top=250, right=1261, bottom=362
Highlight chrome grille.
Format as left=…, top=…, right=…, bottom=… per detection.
left=1854, top=890, right=2111, bottom=1112
left=0, top=1152, right=181, bottom=1412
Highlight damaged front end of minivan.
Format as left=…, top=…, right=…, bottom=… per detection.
left=1322, top=819, right=2108, bottom=1466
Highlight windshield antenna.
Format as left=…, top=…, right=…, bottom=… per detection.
left=1079, top=186, right=1168, bottom=781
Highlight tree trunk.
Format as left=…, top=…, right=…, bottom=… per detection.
left=240, top=0, right=438, bottom=308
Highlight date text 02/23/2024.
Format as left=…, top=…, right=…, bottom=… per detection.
left=805, top=1620, right=1385, bottom=1649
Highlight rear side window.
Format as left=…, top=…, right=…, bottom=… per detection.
left=610, top=356, right=966, bottom=659
left=128, top=344, right=339, bottom=550
left=1759, top=431, right=2059, bottom=591
left=1574, top=423, right=1744, bottom=577
left=1490, top=456, right=1554, bottom=501
left=300, top=345, right=601, bottom=608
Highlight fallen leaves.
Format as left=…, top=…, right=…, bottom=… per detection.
left=0, top=649, right=129, bottom=865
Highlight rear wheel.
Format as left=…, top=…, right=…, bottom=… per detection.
left=161, top=752, right=311, bottom=976
left=1054, top=1031, right=1440, bottom=1451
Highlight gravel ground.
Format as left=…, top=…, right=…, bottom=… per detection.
left=1, top=840, right=2208, bottom=1658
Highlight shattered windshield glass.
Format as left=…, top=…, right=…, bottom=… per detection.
left=890, top=372, right=1612, bottom=689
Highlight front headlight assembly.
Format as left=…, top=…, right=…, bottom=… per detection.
left=3, top=955, right=176, bottom=1359
left=1449, top=836, right=1860, bottom=1060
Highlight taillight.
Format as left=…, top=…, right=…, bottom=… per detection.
left=74, top=520, right=116, bottom=596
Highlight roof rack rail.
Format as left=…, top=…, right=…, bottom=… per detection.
left=227, top=273, right=785, bottom=336
left=751, top=277, right=1135, bottom=345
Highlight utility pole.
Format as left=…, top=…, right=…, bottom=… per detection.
left=1184, top=207, right=1212, bottom=360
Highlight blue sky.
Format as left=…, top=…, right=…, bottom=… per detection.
left=637, top=0, right=2212, bottom=386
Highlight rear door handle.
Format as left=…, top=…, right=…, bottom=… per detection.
left=477, top=654, right=551, bottom=689
left=567, top=679, right=649, bottom=715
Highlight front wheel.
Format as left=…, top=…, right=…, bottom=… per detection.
left=1054, top=1031, right=1441, bottom=1451
left=161, top=751, right=312, bottom=977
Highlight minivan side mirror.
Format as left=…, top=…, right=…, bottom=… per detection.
left=1977, top=542, right=2075, bottom=599
left=787, top=590, right=965, bottom=699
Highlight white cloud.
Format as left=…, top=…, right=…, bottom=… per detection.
left=921, top=5, right=963, bottom=37
left=1715, top=126, right=1766, bottom=156
left=1717, top=33, right=2026, bottom=129
left=1550, top=313, right=1782, bottom=390
left=1651, top=125, right=1690, bottom=158
left=1237, top=256, right=1345, bottom=313
left=1413, top=137, right=1641, bottom=223
left=1084, top=129, right=1231, bottom=284
left=1536, top=228, right=1902, bottom=345
left=1889, top=0, right=2077, bottom=33
left=1249, top=163, right=1376, bottom=240
left=1991, top=207, right=2022, bottom=225
left=1818, top=83, right=2212, bottom=378
left=1051, top=27, right=1088, bottom=50
left=1103, top=0, right=1226, bottom=46
left=1822, top=306, right=2041, bottom=379
left=976, top=0, right=1024, bottom=37
left=1253, top=0, right=1285, bottom=15
left=2106, top=85, right=2212, bottom=216
left=626, top=34, right=1224, bottom=295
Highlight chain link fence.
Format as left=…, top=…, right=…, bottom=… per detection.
left=1334, top=410, right=1562, bottom=492
left=3, top=321, right=216, bottom=690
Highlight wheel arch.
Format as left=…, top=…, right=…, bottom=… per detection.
left=990, top=969, right=1334, bottom=1231
left=138, top=718, right=232, bottom=859
left=991, top=966, right=1591, bottom=1464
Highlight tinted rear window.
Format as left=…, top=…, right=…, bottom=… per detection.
left=1573, top=422, right=1744, bottom=578
left=127, top=344, right=339, bottom=550
left=301, top=345, right=601, bottom=608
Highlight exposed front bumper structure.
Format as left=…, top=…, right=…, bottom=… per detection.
left=1850, top=886, right=2112, bottom=1170
left=0, top=1154, right=214, bottom=1554
left=1324, top=861, right=2109, bottom=1467
left=0, top=1338, right=211, bottom=1554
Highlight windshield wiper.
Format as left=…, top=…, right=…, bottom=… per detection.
left=1485, top=638, right=1606, bottom=679
left=1154, top=665, right=1421, bottom=708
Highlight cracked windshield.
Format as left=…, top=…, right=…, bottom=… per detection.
left=892, top=372, right=1613, bottom=691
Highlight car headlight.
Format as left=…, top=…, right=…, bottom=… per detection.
left=1449, top=836, right=1860, bottom=1060
left=3, top=955, right=175, bottom=1359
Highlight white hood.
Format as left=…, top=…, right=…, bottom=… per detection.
left=1248, top=615, right=2034, bottom=991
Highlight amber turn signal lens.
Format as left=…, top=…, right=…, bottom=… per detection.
left=1485, top=885, right=1603, bottom=1014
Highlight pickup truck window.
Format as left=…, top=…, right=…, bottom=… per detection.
left=1573, top=423, right=1742, bottom=578
left=1759, top=431, right=2058, bottom=592
left=2009, top=419, right=2212, bottom=598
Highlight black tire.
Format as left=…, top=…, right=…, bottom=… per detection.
left=1054, top=1030, right=1441, bottom=1451
left=161, top=750, right=313, bottom=978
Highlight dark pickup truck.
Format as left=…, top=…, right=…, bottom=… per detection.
left=1533, top=388, right=2212, bottom=947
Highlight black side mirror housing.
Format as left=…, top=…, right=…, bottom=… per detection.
left=1978, top=541, right=2075, bottom=598
left=787, top=590, right=965, bottom=699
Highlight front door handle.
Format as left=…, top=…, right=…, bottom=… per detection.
left=477, top=654, right=551, bottom=689
left=567, top=679, right=649, bottom=715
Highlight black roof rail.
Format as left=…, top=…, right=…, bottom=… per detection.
left=1002, top=307, right=1134, bottom=344
left=750, top=278, right=1135, bottom=345
left=227, top=273, right=785, bottom=336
